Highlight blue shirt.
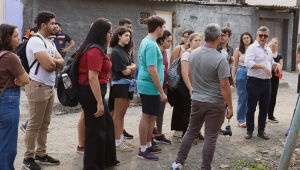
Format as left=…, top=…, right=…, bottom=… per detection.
left=137, top=37, right=164, bottom=95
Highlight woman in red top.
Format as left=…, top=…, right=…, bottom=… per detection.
left=76, top=18, right=118, bottom=170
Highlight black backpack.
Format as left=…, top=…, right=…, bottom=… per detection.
left=56, top=43, right=104, bottom=107
left=17, top=34, right=47, bottom=74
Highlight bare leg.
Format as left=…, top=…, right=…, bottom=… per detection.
left=78, top=109, right=85, bottom=147
left=139, top=114, right=152, bottom=146
left=113, top=98, right=130, bottom=140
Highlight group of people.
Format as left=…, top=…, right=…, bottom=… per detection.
left=0, top=8, right=291, bottom=170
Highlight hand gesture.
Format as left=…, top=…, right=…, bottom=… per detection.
left=263, top=67, right=271, bottom=77
left=94, top=102, right=104, bottom=118
left=61, top=48, right=68, bottom=53
left=226, top=107, right=233, bottom=119
left=160, top=92, right=167, bottom=103
left=14, top=78, right=22, bottom=86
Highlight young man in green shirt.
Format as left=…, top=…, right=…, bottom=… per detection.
left=137, top=15, right=167, bottom=160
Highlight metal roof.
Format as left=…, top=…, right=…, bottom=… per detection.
left=148, top=0, right=299, bottom=10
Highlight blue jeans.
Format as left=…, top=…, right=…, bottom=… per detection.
left=246, top=77, right=271, bottom=133
left=236, top=67, right=248, bottom=123
left=0, top=87, right=20, bottom=170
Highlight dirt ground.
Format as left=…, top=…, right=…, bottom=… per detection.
left=14, top=71, right=300, bottom=170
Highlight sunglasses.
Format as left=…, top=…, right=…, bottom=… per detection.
left=258, top=34, right=269, bottom=39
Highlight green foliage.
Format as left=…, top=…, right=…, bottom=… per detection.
left=231, top=159, right=267, bottom=170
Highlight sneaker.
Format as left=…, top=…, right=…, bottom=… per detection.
left=285, top=129, right=290, bottom=136
left=268, top=117, right=279, bottom=123
left=20, top=121, right=28, bottom=133
left=77, top=145, right=84, bottom=153
left=172, top=162, right=183, bottom=170
left=35, top=154, right=60, bottom=165
left=23, top=158, right=41, bottom=170
left=154, top=134, right=172, bottom=144
left=138, top=149, right=159, bottom=161
left=147, top=145, right=161, bottom=153
left=124, top=139, right=135, bottom=148
left=151, top=138, right=157, bottom=146
left=173, top=131, right=182, bottom=138
left=123, top=129, right=134, bottom=139
left=116, top=140, right=133, bottom=152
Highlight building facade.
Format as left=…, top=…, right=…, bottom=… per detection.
left=4, top=0, right=298, bottom=70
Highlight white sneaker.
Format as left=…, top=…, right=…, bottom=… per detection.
left=116, top=140, right=133, bottom=152
left=172, top=162, right=183, bottom=170
left=124, top=139, right=135, bottom=148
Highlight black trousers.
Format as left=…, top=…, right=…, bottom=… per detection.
left=171, top=88, right=184, bottom=131
left=78, top=84, right=117, bottom=170
left=178, top=77, right=191, bottom=135
left=268, top=75, right=279, bottom=119
left=246, top=77, right=271, bottom=133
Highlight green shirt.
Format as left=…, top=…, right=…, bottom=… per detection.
left=137, top=37, right=164, bottom=95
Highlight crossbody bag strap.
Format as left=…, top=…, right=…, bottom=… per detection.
left=0, top=51, right=13, bottom=98
left=33, top=34, right=47, bottom=75
left=0, top=76, right=13, bottom=99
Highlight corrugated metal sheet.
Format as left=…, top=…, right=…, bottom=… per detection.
left=148, top=0, right=299, bottom=9
left=245, top=0, right=297, bottom=7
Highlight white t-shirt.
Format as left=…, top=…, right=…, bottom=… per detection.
left=26, top=33, right=57, bottom=86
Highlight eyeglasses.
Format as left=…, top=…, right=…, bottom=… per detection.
left=258, top=34, right=268, bottom=39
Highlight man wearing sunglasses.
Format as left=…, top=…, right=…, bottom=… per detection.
left=244, top=26, right=281, bottom=140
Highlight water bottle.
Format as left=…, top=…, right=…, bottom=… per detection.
left=62, top=73, right=72, bottom=89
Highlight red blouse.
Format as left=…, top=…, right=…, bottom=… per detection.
left=78, top=48, right=112, bottom=85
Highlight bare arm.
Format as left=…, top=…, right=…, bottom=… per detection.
left=232, top=48, right=240, bottom=85
left=14, top=72, right=29, bottom=86
left=65, top=40, right=75, bottom=51
left=121, top=63, right=137, bottom=76
left=170, top=46, right=181, bottom=64
left=147, top=65, right=167, bottom=102
left=220, top=78, right=233, bottom=119
left=181, top=60, right=192, bottom=95
left=88, top=70, right=104, bottom=117
left=34, top=51, right=56, bottom=72
left=53, top=51, right=64, bottom=69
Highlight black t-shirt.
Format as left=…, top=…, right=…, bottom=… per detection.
left=272, top=54, right=283, bottom=75
left=111, top=45, right=133, bottom=81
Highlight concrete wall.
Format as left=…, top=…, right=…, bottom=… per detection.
left=21, top=0, right=295, bottom=70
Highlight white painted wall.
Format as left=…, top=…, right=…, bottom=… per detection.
left=0, top=0, right=5, bottom=23
left=246, top=0, right=297, bottom=7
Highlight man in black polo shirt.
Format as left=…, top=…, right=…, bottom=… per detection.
left=49, top=23, right=75, bottom=59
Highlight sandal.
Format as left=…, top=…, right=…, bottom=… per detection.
left=238, top=122, right=247, bottom=128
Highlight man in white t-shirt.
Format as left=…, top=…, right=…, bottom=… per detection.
left=23, top=11, right=64, bottom=170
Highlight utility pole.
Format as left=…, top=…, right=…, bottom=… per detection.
left=279, top=0, right=300, bottom=165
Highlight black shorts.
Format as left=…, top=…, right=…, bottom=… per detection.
left=110, top=84, right=133, bottom=100
left=140, top=94, right=161, bottom=116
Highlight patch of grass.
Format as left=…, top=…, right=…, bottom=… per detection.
left=231, top=159, right=267, bottom=170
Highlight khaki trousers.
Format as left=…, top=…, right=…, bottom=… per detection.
left=24, top=80, right=55, bottom=159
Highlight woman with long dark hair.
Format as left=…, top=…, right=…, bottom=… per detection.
left=0, top=24, right=29, bottom=170
left=76, top=18, right=119, bottom=169
left=109, top=26, right=136, bottom=152
left=232, top=32, right=254, bottom=128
